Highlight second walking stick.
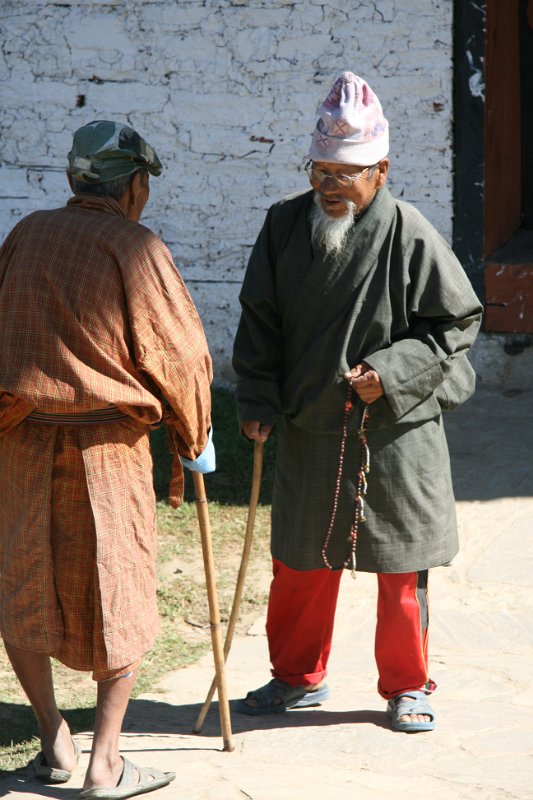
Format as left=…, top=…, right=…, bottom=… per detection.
left=192, top=471, right=234, bottom=751
left=194, top=439, right=264, bottom=735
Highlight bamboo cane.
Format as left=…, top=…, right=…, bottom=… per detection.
left=192, top=471, right=234, bottom=752
left=193, top=440, right=264, bottom=735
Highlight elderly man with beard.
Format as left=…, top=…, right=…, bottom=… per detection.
left=232, top=72, right=482, bottom=732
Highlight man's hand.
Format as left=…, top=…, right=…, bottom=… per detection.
left=344, top=363, right=384, bottom=404
left=242, top=420, right=272, bottom=442
left=180, top=428, right=216, bottom=473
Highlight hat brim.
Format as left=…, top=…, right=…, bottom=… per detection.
left=309, top=129, right=389, bottom=166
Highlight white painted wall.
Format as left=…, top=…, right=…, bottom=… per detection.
left=0, top=0, right=454, bottom=382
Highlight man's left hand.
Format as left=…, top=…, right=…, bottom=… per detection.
left=344, top=363, right=384, bottom=404
left=180, top=428, right=216, bottom=473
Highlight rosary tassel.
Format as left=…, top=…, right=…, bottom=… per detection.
left=321, top=386, right=370, bottom=580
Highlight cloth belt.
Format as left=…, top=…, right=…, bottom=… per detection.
left=26, top=406, right=129, bottom=425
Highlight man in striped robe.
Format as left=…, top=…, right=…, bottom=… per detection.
left=0, top=121, right=213, bottom=797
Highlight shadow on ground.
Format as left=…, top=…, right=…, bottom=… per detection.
left=122, top=697, right=389, bottom=738
left=444, top=386, right=533, bottom=500
left=0, top=702, right=94, bottom=751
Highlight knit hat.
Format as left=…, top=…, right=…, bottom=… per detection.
left=309, top=72, right=389, bottom=166
left=68, top=120, right=162, bottom=184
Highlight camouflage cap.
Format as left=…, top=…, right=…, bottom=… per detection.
left=67, top=120, right=162, bottom=184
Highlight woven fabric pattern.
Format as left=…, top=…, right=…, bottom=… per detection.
left=0, top=194, right=212, bottom=673
left=0, top=194, right=212, bottom=506
left=0, top=418, right=158, bottom=676
left=234, top=187, right=483, bottom=572
left=271, top=415, right=458, bottom=572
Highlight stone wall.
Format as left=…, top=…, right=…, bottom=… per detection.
left=1, top=0, right=455, bottom=382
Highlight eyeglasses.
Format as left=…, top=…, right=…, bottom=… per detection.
left=304, top=160, right=374, bottom=188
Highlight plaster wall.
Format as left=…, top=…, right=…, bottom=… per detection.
left=1, top=0, right=456, bottom=382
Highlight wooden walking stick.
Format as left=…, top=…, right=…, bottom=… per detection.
left=194, top=439, right=264, bottom=735
left=192, top=471, right=234, bottom=752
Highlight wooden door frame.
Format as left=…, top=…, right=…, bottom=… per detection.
left=483, top=0, right=521, bottom=257
left=453, top=0, right=533, bottom=333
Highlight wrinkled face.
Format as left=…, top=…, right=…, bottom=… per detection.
left=308, top=159, right=389, bottom=218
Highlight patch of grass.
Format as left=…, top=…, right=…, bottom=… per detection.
left=151, top=385, right=278, bottom=505
left=0, top=387, right=274, bottom=773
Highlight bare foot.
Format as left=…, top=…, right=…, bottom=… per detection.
left=40, top=718, right=77, bottom=773
left=398, top=695, right=431, bottom=725
left=82, top=758, right=175, bottom=795
left=83, top=754, right=124, bottom=791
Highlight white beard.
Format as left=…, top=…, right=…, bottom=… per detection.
left=310, top=194, right=358, bottom=257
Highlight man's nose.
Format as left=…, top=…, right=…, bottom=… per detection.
left=319, top=175, right=339, bottom=193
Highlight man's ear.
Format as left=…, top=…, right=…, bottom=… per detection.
left=130, top=171, right=143, bottom=192
left=376, top=158, right=390, bottom=188
left=124, top=178, right=137, bottom=217
left=123, top=171, right=149, bottom=221
left=130, top=172, right=146, bottom=210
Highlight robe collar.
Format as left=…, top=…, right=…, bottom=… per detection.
left=67, top=194, right=127, bottom=218
left=281, top=186, right=396, bottom=366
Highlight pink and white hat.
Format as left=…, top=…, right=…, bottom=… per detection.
left=309, top=72, right=389, bottom=166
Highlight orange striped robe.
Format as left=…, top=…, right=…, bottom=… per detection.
left=0, top=194, right=212, bottom=676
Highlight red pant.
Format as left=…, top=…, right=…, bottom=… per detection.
left=266, top=559, right=436, bottom=700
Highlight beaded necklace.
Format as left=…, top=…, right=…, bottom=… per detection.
left=321, top=383, right=370, bottom=578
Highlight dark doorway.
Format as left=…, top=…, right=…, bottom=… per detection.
left=484, top=0, right=533, bottom=333
left=520, top=0, right=533, bottom=230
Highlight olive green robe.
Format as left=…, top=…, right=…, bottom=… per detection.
left=233, top=187, right=483, bottom=572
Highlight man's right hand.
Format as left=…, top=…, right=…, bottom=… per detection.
left=242, top=420, right=272, bottom=442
